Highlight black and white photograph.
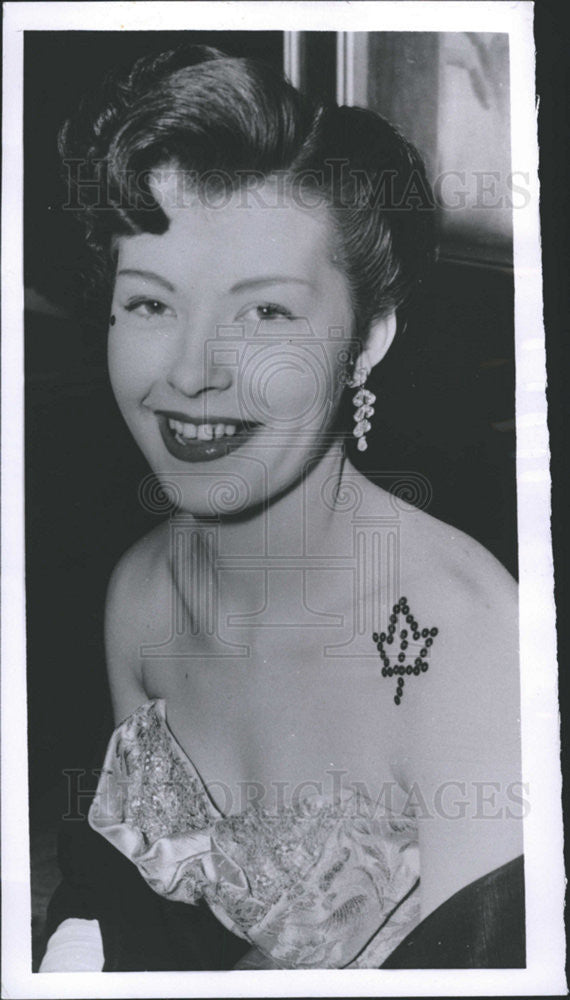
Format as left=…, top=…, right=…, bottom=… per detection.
left=1, top=2, right=565, bottom=996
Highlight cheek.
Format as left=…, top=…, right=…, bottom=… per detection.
left=238, top=343, right=343, bottom=430
left=107, top=329, right=161, bottom=404
left=107, top=330, right=137, bottom=405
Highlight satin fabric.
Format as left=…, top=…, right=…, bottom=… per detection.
left=89, top=699, right=421, bottom=968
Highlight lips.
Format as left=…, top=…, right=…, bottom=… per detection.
left=156, top=412, right=260, bottom=463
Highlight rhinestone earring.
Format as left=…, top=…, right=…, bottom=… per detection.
left=350, top=365, right=376, bottom=452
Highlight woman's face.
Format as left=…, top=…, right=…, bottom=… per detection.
left=108, top=175, right=356, bottom=516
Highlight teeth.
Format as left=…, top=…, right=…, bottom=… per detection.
left=167, top=417, right=242, bottom=441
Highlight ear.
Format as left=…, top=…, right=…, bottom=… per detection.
left=354, top=310, right=397, bottom=377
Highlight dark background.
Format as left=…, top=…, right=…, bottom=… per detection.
left=25, top=30, right=520, bottom=966
left=534, top=0, right=569, bottom=967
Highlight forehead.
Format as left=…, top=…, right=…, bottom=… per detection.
left=117, top=173, right=336, bottom=283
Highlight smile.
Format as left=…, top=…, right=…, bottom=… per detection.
left=157, top=412, right=260, bottom=463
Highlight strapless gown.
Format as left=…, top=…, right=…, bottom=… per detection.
left=88, top=698, right=421, bottom=969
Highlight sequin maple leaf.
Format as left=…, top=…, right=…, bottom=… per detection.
left=372, top=596, right=439, bottom=704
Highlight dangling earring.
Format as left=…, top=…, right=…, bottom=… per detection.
left=349, top=364, right=376, bottom=452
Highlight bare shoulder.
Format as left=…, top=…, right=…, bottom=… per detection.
left=397, top=504, right=520, bottom=758
left=395, top=498, right=517, bottom=626
left=356, top=475, right=518, bottom=741
left=105, top=520, right=171, bottom=722
left=107, top=520, right=170, bottom=616
left=356, top=469, right=517, bottom=621
left=392, top=505, right=523, bottom=915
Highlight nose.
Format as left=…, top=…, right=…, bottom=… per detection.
left=166, top=321, right=234, bottom=398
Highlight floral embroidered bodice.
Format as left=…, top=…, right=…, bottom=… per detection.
left=88, top=699, right=420, bottom=968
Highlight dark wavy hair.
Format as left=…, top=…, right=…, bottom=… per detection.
left=59, top=44, right=436, bottom=334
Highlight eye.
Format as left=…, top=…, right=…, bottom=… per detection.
left=123, top=298, right=176, bottom=320
left=238, top=303, right=295, bottom=322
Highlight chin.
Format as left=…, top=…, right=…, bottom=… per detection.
left=138, top=428, right=325, bottom=521
left=146, top=460, right=264, bottom=521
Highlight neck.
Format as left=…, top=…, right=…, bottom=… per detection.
left=193, top=438, right=347, bottom=554
left=168, top=440, right=357, bottom=626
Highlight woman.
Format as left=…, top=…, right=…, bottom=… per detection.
left=40, top=45, right=523, bottom=971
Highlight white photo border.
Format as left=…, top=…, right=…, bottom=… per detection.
left=2, top=2, right=564, bottom=997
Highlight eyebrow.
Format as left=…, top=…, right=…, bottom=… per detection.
left=229, top=276, right=315, bottom=294
left=116, top=270, right=315, bottom=295
left=116, top=269, right=176, bottom=292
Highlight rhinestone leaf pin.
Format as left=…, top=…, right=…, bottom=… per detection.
left=372, top=596, right=439, bottom=704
